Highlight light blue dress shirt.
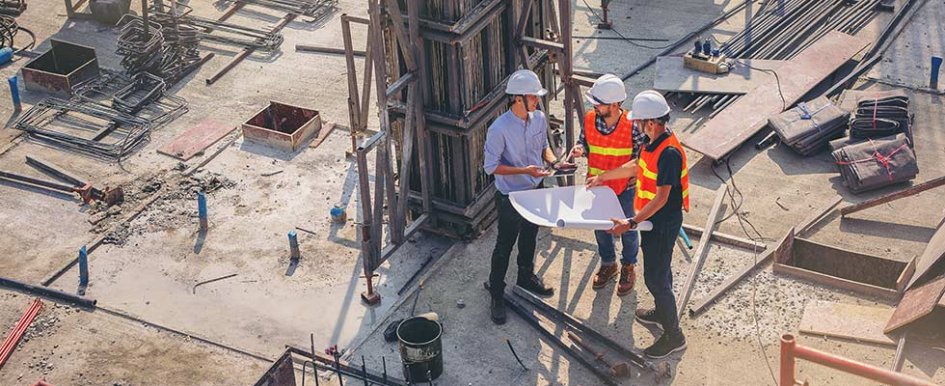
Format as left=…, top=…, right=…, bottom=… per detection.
left=483, top=110, right=549, bottom=194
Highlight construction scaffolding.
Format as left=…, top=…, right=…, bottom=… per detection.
left=344, top=0, right=588, bottom=304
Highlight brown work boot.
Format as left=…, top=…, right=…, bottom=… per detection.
left=617, top=264, right=636, bottom=296
left=592, top=264, right=619, bottom=289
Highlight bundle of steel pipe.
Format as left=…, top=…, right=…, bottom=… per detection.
left=678, top=0, right=881, bottom=116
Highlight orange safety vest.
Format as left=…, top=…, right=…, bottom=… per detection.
left=584, top=110, right=634, bottom=195
left=635, top=131, right=690, bottom=213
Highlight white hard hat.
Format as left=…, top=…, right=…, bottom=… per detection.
left=627, top=90, right=671, bottom=120
left=505, top=69, right=548, bottom=96
left=585, top=74, right=627, bottom=105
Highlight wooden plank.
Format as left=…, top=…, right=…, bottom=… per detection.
left=907, top=223, right=945, bottom=290
left=681, top=223, right=766, bottom=251
left=885, top=274, right=945, bottom=333
left=774, top=262, right=901, bottom=300
left=307, top=122, right=335, bottom=149
left=892, top=332, right=907, bottom=372
left=676, top=184, right=727, bottom=318
left=683, top=31, right=871, bottom=161
left=158, top=120, right=236, bottom=161
left=653, top=57, right=785, bottom=95
left=841, top=176, right=945, bottom=217
left=798, top=300, right=896, bottom=346
left=797, top=196, right=843, bottom=236
left=689, top=228, right=794, bottom=315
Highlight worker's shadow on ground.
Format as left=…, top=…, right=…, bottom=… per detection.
left=327, top=157, right=359, bottom=249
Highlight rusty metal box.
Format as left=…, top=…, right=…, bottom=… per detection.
left=241, top=101, right=321, bottom=152
left=22, top=39, right=100, bottom=96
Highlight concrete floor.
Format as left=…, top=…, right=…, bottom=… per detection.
left=0, top=0, right=943, bottom=385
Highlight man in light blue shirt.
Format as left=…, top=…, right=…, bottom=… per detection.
left=483, top=69, right=565, bottom=324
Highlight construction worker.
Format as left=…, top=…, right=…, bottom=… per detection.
left=588, top=90, right=690, bottom=359
left=482, top=69, right=560, bottom=325
left=569, top=74, right=643, bottom=296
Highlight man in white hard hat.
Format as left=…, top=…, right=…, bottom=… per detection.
left=483, top=69, right=561, bottom=325
left=588, top=90, right=690, bottom=359
left=568, top=74, right=645, bottom=297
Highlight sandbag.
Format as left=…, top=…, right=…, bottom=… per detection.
left=831, top=133, right=918, bottom=194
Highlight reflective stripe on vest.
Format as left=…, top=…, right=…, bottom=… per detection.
left=584, top=110, right=634, bottom=195
left=634, top=131, right=690, bottom=213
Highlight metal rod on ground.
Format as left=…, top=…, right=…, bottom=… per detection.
left=0, top=276, right=97, bottom=308
left=296, top=44, right=365, bottom=57
left=511, top=286, right=670, bottom=378
left=192, top=273, right=237, bottom=294
left=502, top=293, right=619, bottom=386
left=382, top=356, right=387, bottom=382
left=505, top=338, right=529, bottom=371
left=362, top=356, right=368, bottom=386
left=397, top=254, right=433, bottom=295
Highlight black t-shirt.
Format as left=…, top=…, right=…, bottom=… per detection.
left=646, top=133, right=684, bottom=225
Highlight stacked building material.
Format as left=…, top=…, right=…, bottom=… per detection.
left=849, top=90, right=912, bottom=140
left=831, top=133, right=918, bottom=193
left=830, top=89, right=912, bottom=152
left=116, top=17, right=164, bottom=75
left=769, top=96, right=849, bottom=155
left=382, top=0, right=553, bottom=237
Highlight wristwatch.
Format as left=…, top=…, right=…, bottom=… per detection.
left=628, top=217, right=638, bottom=229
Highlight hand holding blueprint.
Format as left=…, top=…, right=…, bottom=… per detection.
left=509, top=186, right=652, bottom=231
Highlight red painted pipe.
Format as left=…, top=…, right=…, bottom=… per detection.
left=780, top=334, right=937, bottom=386
left=0, top=298, right=43, bottom=369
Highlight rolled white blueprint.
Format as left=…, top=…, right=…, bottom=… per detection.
left=555, top=218, right=653, bottom=231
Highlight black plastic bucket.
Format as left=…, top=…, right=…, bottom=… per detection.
left=396, top=316, right=443, bottom=382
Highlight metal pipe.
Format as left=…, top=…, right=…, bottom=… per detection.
left=779, top=334, right=937, bottom=386
left=0, top=276, right=97, bottom=308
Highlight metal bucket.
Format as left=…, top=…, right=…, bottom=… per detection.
left=396, top=316, right=443, bottom=382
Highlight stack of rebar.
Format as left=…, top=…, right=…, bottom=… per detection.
left=680, top=0, right=882, bottom=117
left=152, top=4, right=284, bottom=52
left=228, top=0, right=336, bottom=17
left=116, top=16, right=165, bottom=75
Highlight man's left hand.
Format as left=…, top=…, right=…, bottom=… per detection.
left=607, top=218, right=633, bottom=235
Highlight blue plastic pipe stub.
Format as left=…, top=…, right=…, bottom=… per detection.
left=79, top=246, right=89, bottom=286
left=7, top=75, right=20, bottom=110
left=197, top=191, right=207, bottom=218
left=930, top=56, right=943, bottom=89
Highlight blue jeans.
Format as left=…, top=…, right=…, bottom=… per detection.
left=594, top=189, right=639, bottom=266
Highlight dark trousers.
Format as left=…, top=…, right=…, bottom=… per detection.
left=488, top=191, right=538, bottom=298
left=594, top=189, right=639, bottom=266
left=640, top=214, right=683, bottom=334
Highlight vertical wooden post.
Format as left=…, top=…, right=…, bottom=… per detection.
left=341, top=15, right=362, bottom=155
left=408, top=0, right=433, bottom=215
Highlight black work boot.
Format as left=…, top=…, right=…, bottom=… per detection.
left=644, top=330, right=687, bottom=359
left=517, top=273, right=554, bottom=297
left=490, top=296, right=507, bottom=325
left=634, top=308, right=663, bottom=330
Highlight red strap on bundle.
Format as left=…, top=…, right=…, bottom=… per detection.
left=835, top=139, right=909, bottom=181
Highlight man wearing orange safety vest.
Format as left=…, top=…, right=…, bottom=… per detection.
left=588, top=90, right=690, bottom=359
left=569, top=74, right=644, bottom=297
